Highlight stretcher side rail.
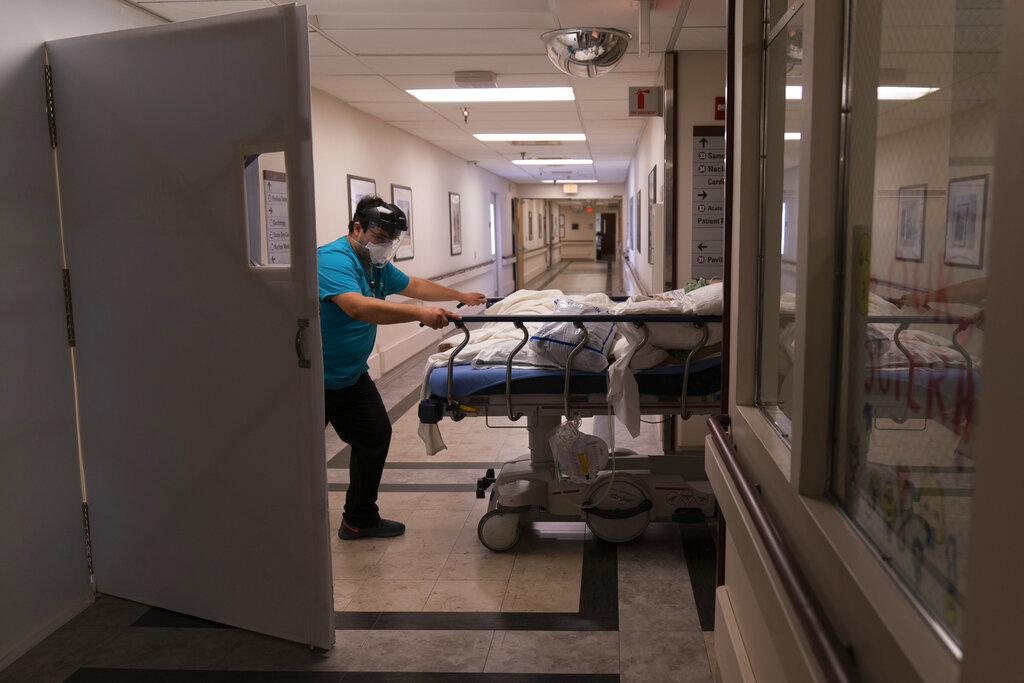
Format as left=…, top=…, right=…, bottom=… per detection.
left=438, top=312, right=723, bottom=424
left=867, top=314, right=979, bottom=425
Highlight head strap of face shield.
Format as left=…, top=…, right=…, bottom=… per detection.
left=354, top=197, right=407, bottom=239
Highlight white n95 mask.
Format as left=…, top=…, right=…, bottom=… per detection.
left=367, top=238, right=401, bottom=265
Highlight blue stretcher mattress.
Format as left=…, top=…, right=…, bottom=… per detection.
left=865, top=366, right=979, bottom=427
left=428, top=356, right=722, bottom=400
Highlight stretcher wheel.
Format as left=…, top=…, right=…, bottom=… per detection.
left=477, top=510, right=521, bottom=552
left=583, top=475, right=651, bottom=544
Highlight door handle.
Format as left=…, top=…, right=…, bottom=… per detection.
left=295, top=318, right=311, bottom=368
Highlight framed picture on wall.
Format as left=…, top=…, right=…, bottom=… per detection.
left=895, top=184, right=926, bottom=262
left=347, top=174, right=376, bottom=219
left=559, top=214, right=565, bottom=227
left=634, top=189, right=641, bottom=254
left=449, top=191, right=462, bottom=255
left=944, top=175, right=987, bottom=268
left=391, top=184, right=413, bottom=261
left=648, top=165, right=657, bottom=264
left=627, top=194, right=634, bottom=252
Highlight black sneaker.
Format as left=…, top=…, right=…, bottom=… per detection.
left=338, top=518, right=406, bottom=540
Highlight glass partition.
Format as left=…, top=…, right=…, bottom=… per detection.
left=757, top=5, right=804, bottom=441
left=835, top=0, right=1001, bottom=647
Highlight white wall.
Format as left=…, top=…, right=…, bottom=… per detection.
left=676, top=52, right=728, bottom=284
left=869, top=102, right=994, bottom=297
left=627, top=67, right=668, bottom=294
left=310, top=89, right=514, bottom=375
left=519, top=183, right=626, bottom=201
left=0, top=0, right=161, bottom=667
left=560, top=207, right=599, bottom=260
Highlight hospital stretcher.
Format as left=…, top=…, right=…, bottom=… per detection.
left=861, top=313, right=979, bottom=438
left=853, top=313, right=980, bottom=618
left=418, top=308, right=722, bottom=551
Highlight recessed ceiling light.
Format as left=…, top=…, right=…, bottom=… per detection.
left=785, top=85, right=938, bottom=100
left=474, top=133, right=586, bottom=142
left=407, top=87, right=575, bottom=103
left=541, top=180, right=556, bottom=183
left=876, top=86, right=939, bottom=100
left=784, top=132, right=801, bottom=140
left=557, top=179, right=598, bottom=183
left=512, top=158, right=593, bottom=165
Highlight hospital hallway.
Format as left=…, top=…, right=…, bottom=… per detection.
left=1, top=255, right=721, bottom=682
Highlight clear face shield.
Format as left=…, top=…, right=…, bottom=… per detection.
left=355, top=201, right=407, bottom=265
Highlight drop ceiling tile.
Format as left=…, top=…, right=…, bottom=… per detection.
left=673, top=26, right=728, bottom=51
left=318, top=28, right=551, bottom=55
left=139, top=1, right=271, bottom=22
left=360, top=55, right=557, bottom=76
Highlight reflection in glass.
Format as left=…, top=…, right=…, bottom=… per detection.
left=834, top=0, right=1000, bottom=646
left=243, top=151, right=290, bottom=267
left=757, top=7, right=803, bottom=440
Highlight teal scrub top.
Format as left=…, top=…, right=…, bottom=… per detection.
left=317, top=236, right=410, bottom=389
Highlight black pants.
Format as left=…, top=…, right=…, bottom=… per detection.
left=325, top=372, right=392, bottom=528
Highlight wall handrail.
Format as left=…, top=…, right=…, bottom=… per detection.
left=428, top=259, right=496, bottom=283
left=708, top=414, right=860, bottom=683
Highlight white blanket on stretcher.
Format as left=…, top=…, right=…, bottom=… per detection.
left=416, top=284, right=725, bottom=454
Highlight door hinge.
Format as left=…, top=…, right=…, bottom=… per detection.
left=45, top=64, right=57, bottom=149
left=62, top=268, right=76, bottom=347
left=82, top=501, right=94, bottom=577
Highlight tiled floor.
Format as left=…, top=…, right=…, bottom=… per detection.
left=2, top=257, right=721, bottom=682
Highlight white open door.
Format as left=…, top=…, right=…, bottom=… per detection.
left=46, top=6, right=333, bottom=648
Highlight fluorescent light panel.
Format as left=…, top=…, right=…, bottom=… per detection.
left=557, top=179, right=597, bottom=183
left=407, top=87, right=575, bottom=103
left=785, top=85, right=938, bottom=100
left=474, top=133, right=586, bottom=142
left=512, top=158, right=593, bottom=165
left=784, top=132, right=801, bottom=140
left=877, top=86, right=940, bottom=100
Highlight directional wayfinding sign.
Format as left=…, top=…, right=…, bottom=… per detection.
left=691, top=126, right=725, bottom=280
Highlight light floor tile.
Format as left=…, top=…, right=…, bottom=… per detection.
left=331, top=550, right=384, bottom=580
left=451, top=526, right=495, bottom=554
left=403, top=507, right=473, bottom=530
left=332, top=578, right=363, bottom=609
left=377, top=491, right=427, bottom=509
left=424, top=579, right=508, bottom=612
left=705, top=630, right=722, bottom=683
left=342, top=579, right=436, bottom=612
left=383, top=528, right=461, bottom=554
left=617, top=580, right=702, bottom=632
left=510, top=545, right=584, bottom=580
left=617, top=543, right=692, bottom=583
left=330, top=533, right=400, bottom=554
left=619, top=630, right=714, bottom=683
left=484, top=630, right=619, bottom=674
left=340, top=630, right=494, bottom=672
left=371, top=552, right=448, bottom=580
left=501, top=578, right=581, bottom=613
left=415, top=491, right=481, bottom=511
left=439, top=551, right=516, bottom=581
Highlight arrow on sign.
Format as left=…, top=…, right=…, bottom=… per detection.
left=697, top=242, right=708, bottom=251
left=698, top=191, right=707, bottom=199
left=699, top=137, right=708, bottom=147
